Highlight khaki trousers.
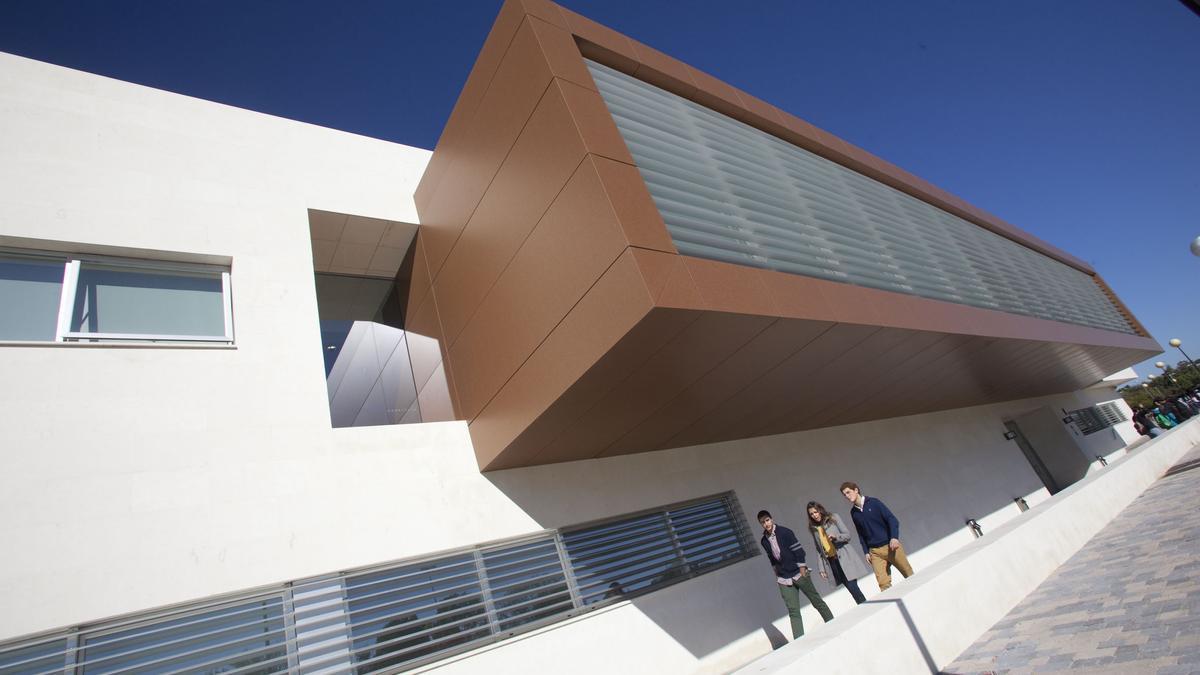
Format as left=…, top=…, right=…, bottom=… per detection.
left=868, top=542, right=914, bottom=590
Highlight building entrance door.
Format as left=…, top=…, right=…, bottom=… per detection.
left=1004, top=420, right=1061, bottom=495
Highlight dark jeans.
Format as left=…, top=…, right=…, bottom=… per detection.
left=828, top=556, right=867, bottom=604
left=777, top=573, right=833, bottom=638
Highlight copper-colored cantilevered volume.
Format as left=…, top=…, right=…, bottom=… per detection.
left=410, top=0, right=1160, bottom=470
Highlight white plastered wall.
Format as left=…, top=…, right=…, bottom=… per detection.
left=0, top=52, right=1147, bottom=674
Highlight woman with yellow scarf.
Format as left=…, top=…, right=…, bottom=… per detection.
left=806, top=501, right=869, bottom=604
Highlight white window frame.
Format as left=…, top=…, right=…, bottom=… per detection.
left=3, top=247, right=233, bottom=344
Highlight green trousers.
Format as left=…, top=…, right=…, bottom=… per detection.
left=778, top=573, right=834, bottom=638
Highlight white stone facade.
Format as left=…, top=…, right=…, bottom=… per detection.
left=0, top=52, right=1145, bottom=673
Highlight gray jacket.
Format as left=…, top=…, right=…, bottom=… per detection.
left=809, top=513, right=872, bottom=580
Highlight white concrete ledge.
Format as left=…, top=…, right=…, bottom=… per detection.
left=736, top=418, right=1200, bottom=675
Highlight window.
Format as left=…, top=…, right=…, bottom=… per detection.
left=0, top=249, right=232, bottom=344
left=561, top=496, right=753, bottom=605
left=0, top=595, right=288, bottom=674
left=0, top=636, right=67, bottom=675
left=1070, top=402, right=1128, bottom=435
left=0, top=493, right=757, bottom=674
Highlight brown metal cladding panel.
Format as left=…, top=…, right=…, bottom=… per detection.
left=591, top=157, right=676, bottom=253
left=448, top=157, right=632, bottom=422
left=414, top=1, right=524, bottom=211
left=972, top=339, right=1052, bottom=398
left=665, top=323, right=880, bottom=449
left=432, top=82, right=589, bottom=346
left=419, top=19, right=556, bottom=278
left=732, top=327, right=912, bottom=440
left=797, top=330, right=956, bottom=430
left=758, top=269, right=837, bottom=319
left=759, top=329, right=947, bottom=437
left=527, top=16, right=596, bottom=91
left=556, top=80, right=636, bottom=166
left=475, top=252, right=699, bottom=469
left=685, top=65, right=746, bottom=120
left=604, top=317, right=840, bottom=454
left=513, top=0, right=568, bottom=29
left=602, top=318, right=835, bottom=457
left=630, top=249, right=705, bottom=309
left=480, top=309, right=698, bottom=470
left=772, top=110, right=831, bottom=156
left=469, top=253, right=690, bottom=470
left=745, top=258, right=1159, bottom=352
left=629, top=40, right=698, bottom=99
left=729, top=86, right=798, bottom=142
left=880, top=337, right=1002, bottom=419
left=1092, top=274, right=1151, bottom=338
left=559, top=9, right=640, bottom=76
left=482, top=309, right=700, bottom=468
left=820, top=334, right=989, bottom=428
left=681, top=256, right=777, bottom=315
left=533, top=312, right=776, bottom=464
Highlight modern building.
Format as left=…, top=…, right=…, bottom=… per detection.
left=0, top=0, right=1161, bottom=673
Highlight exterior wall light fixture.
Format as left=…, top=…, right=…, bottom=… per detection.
left=966, top=519, right=984, bottom=538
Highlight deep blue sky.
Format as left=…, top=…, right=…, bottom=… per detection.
left=2, top=0, right=1197, bottom=383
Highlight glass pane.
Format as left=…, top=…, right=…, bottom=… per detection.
left=70, top=263, right=225, bottom=337
left=314, top=273, right=396, bottom=323
left=325, top=321, right=421, bottom=427
left=345, top=554, right=489, bottom=674
left=0, top=255, right=64, bottom=341
left=79, top=597, right=288, bottom=675
left=480, top=538, right=571, bottom=631
left=0, top=637, right=67, bottom=675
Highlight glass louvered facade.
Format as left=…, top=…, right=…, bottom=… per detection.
left=586, top=60, right=1135, bottom=335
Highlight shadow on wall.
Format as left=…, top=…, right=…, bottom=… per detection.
left=480, top=403, right=1058, bottom=662
left=1008, top=403, right=1094, bottom=487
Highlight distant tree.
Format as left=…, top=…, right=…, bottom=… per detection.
left=1119, top=361, right=1200, bottom=410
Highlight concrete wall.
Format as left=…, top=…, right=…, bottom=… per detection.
left=738, top=417, right=1200, bottom=675
left=0, top=51, right=1152, bottom=675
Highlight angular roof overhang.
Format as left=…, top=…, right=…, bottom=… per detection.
left=406, top=0, right=1161, bottom=470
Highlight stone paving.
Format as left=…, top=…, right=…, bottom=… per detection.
left=943, top=444, right=1200, bottom=675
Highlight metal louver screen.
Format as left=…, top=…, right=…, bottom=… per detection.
left=0, top=494, right=756, bottom=675
left=1072, top=401, right=1127, bottom=435
left=562, top=497, right=752, bottom=606
left=0, top=637, right=67, bottom=675
left=75, top=596, right=289, bottom=674
left=586, top=60, right=1135, bottom=335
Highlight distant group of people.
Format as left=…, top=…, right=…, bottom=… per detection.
left=756, top=481, right=914, bottom=639
left=1133, top=390, right=1200, bottom=437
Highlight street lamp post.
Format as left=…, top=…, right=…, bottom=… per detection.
left=1191, top=236, right=1200, bottom=257
left=1155, top=361, right=1179, bottom=390
left=1169, top=338, right=1200, bottom=387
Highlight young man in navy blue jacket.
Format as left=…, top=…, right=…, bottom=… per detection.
left=840, top=481, right=915, bottom=591
left=757, top=509, right=834, bottom=639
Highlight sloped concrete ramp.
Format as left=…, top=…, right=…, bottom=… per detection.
left=735, top=419, right=1200, bottom=675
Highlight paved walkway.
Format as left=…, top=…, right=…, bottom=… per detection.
left=943, top=443, right=1200, bottom=675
